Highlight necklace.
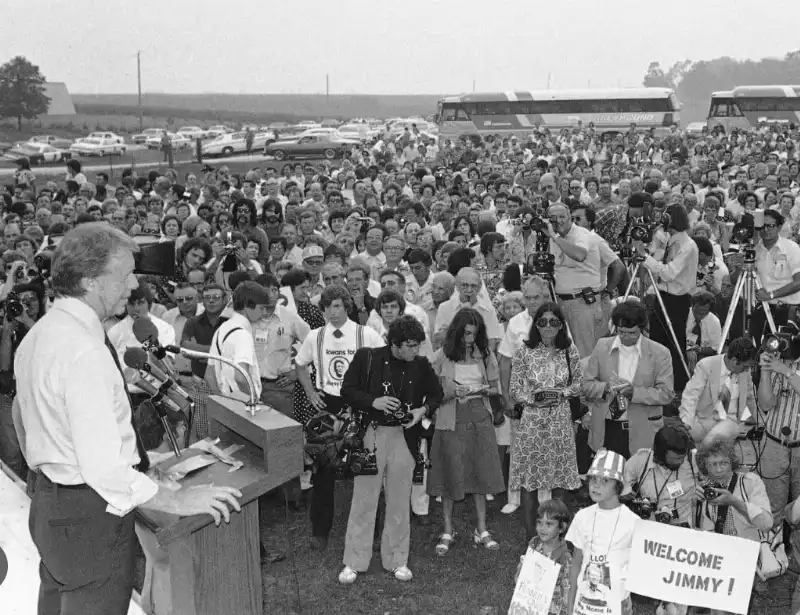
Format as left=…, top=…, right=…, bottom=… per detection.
left=589, top=505, right=622, bottom=560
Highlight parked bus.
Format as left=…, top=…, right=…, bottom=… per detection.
left=707, top=85, right=800, bottom=131
left=435, top=88, right=680, bottom=139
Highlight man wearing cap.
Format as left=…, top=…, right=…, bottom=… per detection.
left=301, top=245, right=326, bottom=301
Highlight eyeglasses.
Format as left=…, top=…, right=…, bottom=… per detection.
left=175, top=296, right=196, bottom=303
left=203, top=293, right=224, bottom=301
left=536, top=318, right=562, bottom=328
left=763, top=223, right=779, bottom=229
left=385, top=245, right=405, bottom=252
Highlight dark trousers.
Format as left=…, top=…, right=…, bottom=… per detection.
left=604, top=419, right=631, bottom=459
left=650, top=290, right=691, bottom=391
left=28, top=471, right=136, bottom=615
left=310, top=393, right=346, bottom=538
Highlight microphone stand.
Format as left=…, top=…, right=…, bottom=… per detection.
left=179, top=348, right=261, bottom=416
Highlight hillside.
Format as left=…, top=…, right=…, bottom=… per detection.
left=71, top=93, right=444, bottom=123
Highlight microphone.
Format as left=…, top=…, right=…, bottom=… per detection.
left=123, top=347, right=193, bottom=412
left=128, top=371, right=185, bottom=457
left=133, top=318, right=175, bottom=360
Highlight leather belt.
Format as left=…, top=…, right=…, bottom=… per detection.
left=33, top=470, right=89, bottom=490
left=557, top=290, right=599, bottom=301
left=606, top=418, right=628, bottom=431
left=766, top=431, right=800, bottom=449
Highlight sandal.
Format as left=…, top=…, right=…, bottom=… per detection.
left=435, top=532, right=456, bottom=556
left=473, top=529, right=499, bottom=550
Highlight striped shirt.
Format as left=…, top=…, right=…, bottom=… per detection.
left=764, top=359, right=800, bottom=440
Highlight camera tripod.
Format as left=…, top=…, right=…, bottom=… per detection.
left=717, top=257, right=776, bottom=354
left=620, top=257, right=691, bottom=380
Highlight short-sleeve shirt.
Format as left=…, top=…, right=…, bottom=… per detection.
left=209, top=312, right=261, bottom=398
left=550, top=224, right=601, bottom=294
left=755, top=237, right=800, bottom=305
left=498, top=310, right=532, bottom=358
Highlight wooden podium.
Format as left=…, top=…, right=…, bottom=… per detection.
left=135, top=395, right=303, bottom=615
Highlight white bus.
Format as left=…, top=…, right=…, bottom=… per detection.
left=435, top=88, right=681, bottom=139
left=707, top=85, right=800, bottom=131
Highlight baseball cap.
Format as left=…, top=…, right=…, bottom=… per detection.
left=587, top=449, right=625, bottom=483
left=302, top=245, right=324, bottom=260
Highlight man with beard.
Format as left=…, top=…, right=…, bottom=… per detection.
left=232, top=198, right=269, bottom=268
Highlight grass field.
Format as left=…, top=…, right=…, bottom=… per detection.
left=132, top=480, right=796, bottom=615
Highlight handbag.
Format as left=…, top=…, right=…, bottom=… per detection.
left=757, top=528, right=789, bottom=580
left=564, top=349, right=586, bottom=422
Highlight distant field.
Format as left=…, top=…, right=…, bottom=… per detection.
left=71, top=93, right=443, bottom=124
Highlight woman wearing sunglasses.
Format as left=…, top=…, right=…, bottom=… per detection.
left=509, top=302, right=583, bottom=541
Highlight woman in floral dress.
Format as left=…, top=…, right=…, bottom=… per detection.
left=509, top=302, right=582, bottom=541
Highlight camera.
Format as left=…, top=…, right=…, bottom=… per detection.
left=624, top=495, right=655, bottom=519
left=384, top=406, right=414, bottom=427
left=412, top=452, right=432, bottom=485
left=654, top=507, right=677, bottom=524
left=762, top=324, right=800, bottom=360
left=347, top=447, right=378, bottom=476
left=5, top=292, right=24, bottom=320
left=526, top=251, right=555, bottom=278
left=534, top=389, right=561, bottom=404
left=219, top=233, right=239, bottom=273
left=701, top=479, right=722, bottom=500
left=629, top=222, right=655, bottom=244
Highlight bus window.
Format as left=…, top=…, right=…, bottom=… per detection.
left=710, top=103, right=730, bottom=118
left=729, top=102, right=743, bottom=117
left=455, top=107, right=470, bottom=120
left=441, top=106, right=457, bottom=121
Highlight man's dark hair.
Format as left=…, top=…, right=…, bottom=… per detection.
left=665, top=204, right=690, bottom=232
left=693, top=236, right=713, bottom=257
left=128, top=283, right=153, bottom=306
left=406, top=248, right=432, bottom=267
left=178, top=237, right=212, bottom=265
left=375, top=289, right=406, bottom=315
left=726, top=337, right=757, bottom=363
left=281, top=268, right=311, bottom=290
left=228, top=270, right=254, bottom=292
left=611, top=300, right=648, bottom=330
left=319, top=284, right=353, bottom=312
left=764, top=209, right=785, bottom=227
left=653, top=425, right=691, bottom=468
left=479, top=232, right=505, bottom=256
left=386, top=314, right=426, bottom=347
left=255, top=272, right=279, bottom=289
left=447, top=247, right=474, bottom=277
left=232, top=280, right=269, bottom=311
left=573, top=205, right=596, bottom=230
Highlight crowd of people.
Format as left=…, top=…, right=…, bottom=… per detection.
left=5, top=118, right=800, bottom=614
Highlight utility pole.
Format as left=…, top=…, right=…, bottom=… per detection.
left=326, top=74, right=329, bottom=98
left=472, top=78, right=476, bottom=92
left=547, top=72, right=552, bottom=89
left=137, top=51, right=143, bottom=132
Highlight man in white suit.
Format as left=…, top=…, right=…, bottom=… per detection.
left=677, top=337, right=758, bottom=445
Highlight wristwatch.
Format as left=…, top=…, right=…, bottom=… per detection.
left=422, top=404, right=431, bottom=417
left=769, top=291, right=775, bottom=301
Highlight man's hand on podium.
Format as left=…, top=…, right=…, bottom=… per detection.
left=175, top=484, right=243, bottom=525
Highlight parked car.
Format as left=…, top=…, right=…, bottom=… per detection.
left=145, top=133, right=193, bottom=150
left=264, top=135, right=360, bottom=160
left=203, top=131, right=276, bottom=157
left=686, top=121, right=707, bottom=136
left=267, top=122, right=293, bottom=132
left=206, top=125, right=232, bottom=138
left=132, top=128, right=166, bottom=144
left=295, top=127, right=342, bottom=139
left=69, top=137, right=127, bottom=157
left=294, top=121, right=321, bottom=130
left=75, top=131, right=126, bottom=145
left=27, top=135, right=74, bottom=149
left=176, top=126, right=207, bottom=140
left=4, top=142, right=71, bottom=165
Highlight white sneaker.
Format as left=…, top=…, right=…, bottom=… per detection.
left=486, top=494, right=495, bottom=501
left=393, top=566, right=413, bottom=582
left=501, top=503, right=519, bottom=514
left=338, top=566, right=357, bottom=585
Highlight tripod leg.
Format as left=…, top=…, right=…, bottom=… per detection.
left=622, top=262, right=639, bottom=302
left=751, top=274, right=778, bottom=335
left=644, top=268, right=691, bottom=380
left=718, top=272, right=748, bottom=354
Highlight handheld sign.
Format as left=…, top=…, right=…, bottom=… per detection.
left=508, top=549, right=560, bottom=615
left=625, top=519, right=759, bottom=615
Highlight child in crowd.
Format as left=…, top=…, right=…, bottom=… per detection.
left=566, top=449, right=638, bottom=615
left=515, top=498, right=573, bottom=615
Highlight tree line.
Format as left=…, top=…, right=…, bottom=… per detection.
left=643, top=50, right=800, bottom=122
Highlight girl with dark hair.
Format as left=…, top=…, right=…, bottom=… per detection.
left=510, top=302, right=583, bottom=541
left=429, top=308, right=505, bottom=555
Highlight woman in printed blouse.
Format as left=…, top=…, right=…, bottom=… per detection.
left=509, top=302, right=582, bottom=542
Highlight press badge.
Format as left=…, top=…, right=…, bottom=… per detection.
left=255, top=330, right=269, bottom=344
left=666, top=481, right=684, bottom=499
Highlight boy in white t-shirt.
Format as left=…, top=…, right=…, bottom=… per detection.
left=566, top=449, right=638, bottom=615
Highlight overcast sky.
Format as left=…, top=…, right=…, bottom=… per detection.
left=3, top=0, right=798, bottom=95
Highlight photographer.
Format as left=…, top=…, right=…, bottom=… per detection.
left=625, top=424, right=699, bottom=529
left=507, top=206, right=538, bottom=266
left=338, top=315, right=442, bottom=585
left=634, top=204, right=699, bottom=391
left=210, top=231, right=262, bottom=291
left=752, top=209, right=800, bottom=344
left=0, top=282, right=44, bottom=478
left=546, top=203, right=603, bottom=358
left=757, top=344, right=800, bottom=528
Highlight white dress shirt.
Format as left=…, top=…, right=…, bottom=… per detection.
left=610, top=336, right=642, bottom=421
left=686, top=311, right=722, bottom=351
left=498, top=310, right=533, bottom=358
left=365, top=301, right=433, bottom=358
left=15, top=298, right=158, bottom=516
left=643, top=231, right=700, bottom=295
left=550, top=224, right=602, bottom=294
left=755, top=237, right=800, bottom=305
left=717, top=361, right=739, bottom=421
left=107, top=314, right=176, bottom=394
left=435, top=294, right=503, bottom=343
left=209, top=312, right=262, bottom=399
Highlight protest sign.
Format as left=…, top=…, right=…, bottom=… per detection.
left=508, top=549, right=560, bottom=615
left=626, top=519, right=759, bottom=615
left=573, top=553, right=621, bottom=615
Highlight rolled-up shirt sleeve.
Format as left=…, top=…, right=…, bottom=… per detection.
left=64, top=348, right=158, bottom=516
